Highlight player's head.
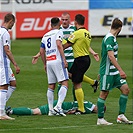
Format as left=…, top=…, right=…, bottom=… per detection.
left=51, top=17, right=60, bottom=29
left=4, top=13, right=15, bottom=30
left=111, top=18, right=122, bottom=35
left=74, top=14, right=85, bottom=28
left=61, top=12, right=70, bottom=29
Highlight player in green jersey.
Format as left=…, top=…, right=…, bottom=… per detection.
left=96, top=18, right=133, bottom=125
left=5, top=100, right=101, bottom=116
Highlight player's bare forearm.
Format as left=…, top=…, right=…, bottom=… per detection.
left=4, top=46, right=20, bottom=74
left=89, top=47, right=99, bottom=61
left=4, top=46, right=17, bottom=66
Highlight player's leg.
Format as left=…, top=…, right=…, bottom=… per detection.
left=6, top=68, right=16, bottom=102
left=71, top=56, right=91, bottom=113
left=54, top=80, right=68, bottom=116
left=53, top=61, right=69, bottom=116
left=83, top=75, right=99, bottom=93
left=115, top=75, right=133, bottom=124
left=97, top=75, right=113, bottom=125
left=97, top=91, right=109, bottom=118
left=0, top=85, right=8, bottom=118
left=0, top=68, right=15, bottom=120
left=46, top=63, right=57, bottom=115
left=6, top=106, right=33, bottom=115
left=74, top=83, right=85, bottom=113
left=47, top=84, right=55, bottom=113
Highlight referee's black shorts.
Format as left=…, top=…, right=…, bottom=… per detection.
left=69, top=55, right=91, bottom=83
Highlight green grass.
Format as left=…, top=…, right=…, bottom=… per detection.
left=0, top=37, right=132, bottom=133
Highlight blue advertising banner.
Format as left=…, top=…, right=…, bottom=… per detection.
left=89, top=0, right=133, bottom=9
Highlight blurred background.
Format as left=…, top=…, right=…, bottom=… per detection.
left=0, top=0, right=132, bottom=39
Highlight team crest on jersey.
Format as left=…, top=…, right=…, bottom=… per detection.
left=69, top=34, right=75, bottom=40
left=107, top=44, right=112, bottom=49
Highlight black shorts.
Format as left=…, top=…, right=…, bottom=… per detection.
left=70, top=55, right=91, bottom=83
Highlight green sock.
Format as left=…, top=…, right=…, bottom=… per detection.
left=57, top=84, right=61, bottom=94
left=119, top=94, right=128, bottom=114
left=72, top=85, right=77, bottom=101
left=97, top=98, right=105, bottom=118
left=12, top=107, right=33, bottom=115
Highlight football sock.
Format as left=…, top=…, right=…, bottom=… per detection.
left=0, top=90, right=7, bottom=116
left=6, top=86, right=16, bottom=101
left=83, top=75, right=94, bottom=85
left=56, top=85, right=68, bottom=109
left=12, top=107, right=33, bottom=115
left=97, top=97, right=105, bottom=118
left=57, top=84, right=61, bottom=94
left=47, top=88, right=54, bottom=111
left=75, top=88, right=85, bottom=112
left=72, top=85, right=77, bottom=101
left=119, top=94, right=128, bottom=114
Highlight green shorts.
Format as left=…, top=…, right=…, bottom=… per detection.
left=100, top=74, right=127, bottom=91
left=67, top=62, right=73, bottom=72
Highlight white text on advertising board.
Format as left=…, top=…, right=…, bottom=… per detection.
left=20, top=18, right=52, bottom=31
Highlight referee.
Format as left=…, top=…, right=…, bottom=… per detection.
left=63, top=14, right=99, bottom=113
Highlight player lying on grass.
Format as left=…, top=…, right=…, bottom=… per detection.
left=6, top=100, right=106, bottom=116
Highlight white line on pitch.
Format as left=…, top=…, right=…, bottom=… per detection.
left=0, top=125, right=85, bottom=131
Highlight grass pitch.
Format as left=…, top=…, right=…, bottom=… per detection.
left=0, top=37, right=132, bottom=133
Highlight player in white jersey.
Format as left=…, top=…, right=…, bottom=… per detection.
left=40, top=17, right=68, bottom=116
left=0, top=13, right=20, bottom=120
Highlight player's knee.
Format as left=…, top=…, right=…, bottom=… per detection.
left=121, top=85, right=130, bottom=95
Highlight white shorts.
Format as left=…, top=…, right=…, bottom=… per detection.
left=0, top=67, right=16, bottom=86
left=47, top=60, right=69, bottom=84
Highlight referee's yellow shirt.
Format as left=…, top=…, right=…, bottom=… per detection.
left=68, top=28, right=91, bottom=58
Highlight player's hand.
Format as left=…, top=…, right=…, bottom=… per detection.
left=119, top=70, right=127, bottom=79
left=14, top=65, right=20, bottom=74
left=93, top=53, right=99, bottom=61
left=97, top=74, right=100, bottom=80
left=32, top=56, right=39, bottom=64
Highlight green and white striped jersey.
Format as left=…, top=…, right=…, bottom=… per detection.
left=100, top=33, right=119, bottom=75
left=60, top=25, right=76, bottom=63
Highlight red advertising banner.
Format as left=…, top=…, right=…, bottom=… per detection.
left=16, top=10, right=88, bottom=38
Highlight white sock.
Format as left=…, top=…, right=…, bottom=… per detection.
left=56, top=85, right=68, bottom=109
left=47, top=88, right=54, bottom=111
left=0, top=90, right=7, bottom=116
left=6, top=86, right=16, bottom=101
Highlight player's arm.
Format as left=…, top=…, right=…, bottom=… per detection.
left=57, top=40, right=68, bottom=68
left=32, top=52, right=41, bottom=64
left=4, top=45, right=20, bottom=74
left=89, top=47, right=99, bottom=61
left=40, top=47, right=46, bottom=71
left=108, top=51, right=126, bottom=79
left=63, top=40, right=73, bottom=50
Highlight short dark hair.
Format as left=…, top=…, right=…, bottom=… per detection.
left=111, top=18, right=122, bottom=29
left=4, top=13, right=15, bottom=23
left=51, top=17, right=60, bottom=27
left=75, top=14, right=85, bottom=25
